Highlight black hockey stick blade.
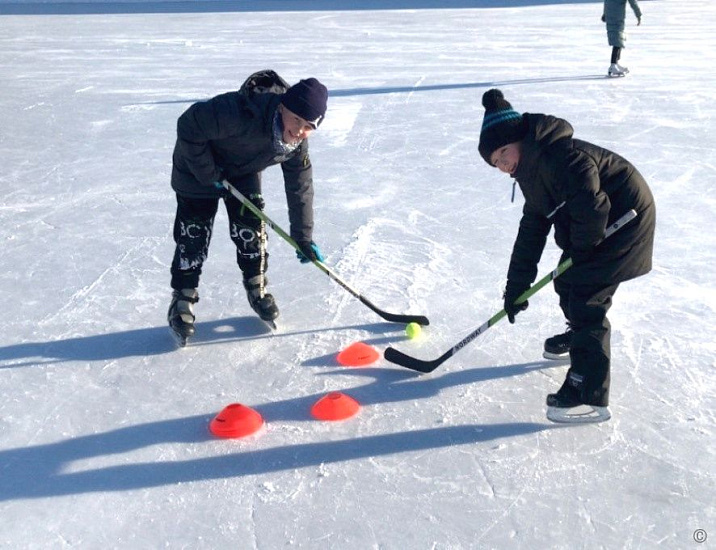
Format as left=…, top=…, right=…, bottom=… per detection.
left=376, top=311, right=430, bottom=326
left=384, top=315, right=495, bottom=372
left=383, top=346, right=450, bottom=373
left=361, top=297, right=429, bottom=326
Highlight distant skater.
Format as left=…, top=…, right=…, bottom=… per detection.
left=603, top=0, right=642, bottom=77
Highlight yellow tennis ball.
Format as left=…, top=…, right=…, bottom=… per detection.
left=405, top=322, right=422, bottom=340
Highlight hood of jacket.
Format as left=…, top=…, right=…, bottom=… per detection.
left=513, top=113, right=574, bottom=181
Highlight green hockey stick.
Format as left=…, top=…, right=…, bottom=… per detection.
left=384, top=209, right=638, bottom=372
left=222, top=180, right=429, bottom=326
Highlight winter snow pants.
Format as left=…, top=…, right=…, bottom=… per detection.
left=170, top=177, right=267, bottom=291
left=553, top=277, right=620, bottom=407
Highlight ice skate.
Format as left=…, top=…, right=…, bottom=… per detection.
left=168, top=288, right=199, bottom=347
left=244, top=275, right=279, bottom=329
left=545, top=381, right=611, bottom=424
left=543, top=326, right=573, bottom=361
left=607, top=63, right=628, bottom=77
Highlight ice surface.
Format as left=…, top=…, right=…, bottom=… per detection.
left=1, top=1, right=714, bottom=548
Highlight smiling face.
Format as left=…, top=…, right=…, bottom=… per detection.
left=489, top=142, right=522, bottom=175
left=278, top=104, right=316, bottom=145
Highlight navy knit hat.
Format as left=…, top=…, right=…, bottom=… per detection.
left=478, top=89, right=526, bottom=164
left=281, top=78, right=328, bottom=129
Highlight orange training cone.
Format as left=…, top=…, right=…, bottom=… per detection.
left=336, top=342, right=379, bottom=367
left=209, top=403, right=264, bottom=438
left=310, top=392, right=361, bottom=421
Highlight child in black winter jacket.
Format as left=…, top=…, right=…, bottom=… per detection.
left=478, top=89, right=655, bottom=423
left=167, top=71, right=328, bottom=344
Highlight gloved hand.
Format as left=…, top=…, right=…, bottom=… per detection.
left=214, top=181, right=226, bottom=190
left=503, top=281, right=530, bottom=324
left=601, top=13, right=605, bottom=22
left=296, top=241, right=325, bottom=264
left=637, top=15, right=642, bottom=26
left=244, top=193, right=265, bottom=214
left=231, top=190, right=265, bottom=218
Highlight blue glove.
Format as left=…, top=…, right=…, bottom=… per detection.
left=296, top=241, right=325, bottom=264
left=214, top=181, right=225, bottom=190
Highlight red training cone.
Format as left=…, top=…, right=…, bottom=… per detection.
left=209, top=403, right=264, bottom=439
left=311, top=392, right=361, bottom=421
left=336, top=342, right=379, bottom=367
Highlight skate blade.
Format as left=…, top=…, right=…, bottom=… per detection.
left=547, top=405, right=611, bottom=424
left=542, top=350, right=570, bottom=362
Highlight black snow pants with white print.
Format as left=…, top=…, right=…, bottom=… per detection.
left=170, top=175, right=267, bottom=291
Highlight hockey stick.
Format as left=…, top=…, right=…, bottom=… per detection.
left=222, top=180, right=429, bottom=326
left=384, top=209, right=638, bottom=372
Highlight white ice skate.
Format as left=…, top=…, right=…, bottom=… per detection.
left=607, top=63, right=629, bottom=78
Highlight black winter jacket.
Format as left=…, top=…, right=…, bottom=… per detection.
left=171, top=91, right=315, bottom=243
left=507, top=113, right=655, bottom=286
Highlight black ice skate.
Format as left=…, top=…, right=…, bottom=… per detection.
left=546, top=378, right=611, bottom=424
left=243, top=275, right=279, bottom=329
left=168, top=288, right=199, bottom=347
left=543, top=326, right=573, bottom=361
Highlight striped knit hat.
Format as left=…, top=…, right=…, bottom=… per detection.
left=478, top=89, right=526, bottom=164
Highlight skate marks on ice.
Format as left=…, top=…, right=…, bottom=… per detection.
left=287, top=215, right=442, bottom=365
left=314, top=99, right=361, bottom=149
left=327, top=216, right=446, bottom=323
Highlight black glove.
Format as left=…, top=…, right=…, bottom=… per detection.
left=237, top=192, right=265, bottom=219
left=503, top=281, right=529, bottom=324
left=247, top=193, right=265, bottom=211
left=601, top=13, right=605, bottom=22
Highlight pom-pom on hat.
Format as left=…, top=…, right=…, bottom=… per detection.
left=281, top=78, right=328, bottom=129
left=478, top=89, right=526, bottom=164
